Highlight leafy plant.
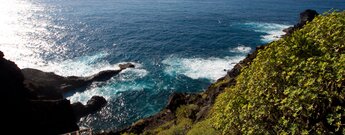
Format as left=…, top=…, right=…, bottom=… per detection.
left=211, top=11, right=345, bottom=134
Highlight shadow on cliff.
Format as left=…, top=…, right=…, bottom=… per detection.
left=0, top=51, right=134, bottom=134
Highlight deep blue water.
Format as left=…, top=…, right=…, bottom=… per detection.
left=1, top=0, right=345, bottom=131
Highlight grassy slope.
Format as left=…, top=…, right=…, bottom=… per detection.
left=125, top=11, right=345, bottom=135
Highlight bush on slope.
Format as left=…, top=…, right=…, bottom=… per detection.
left=209, top=11, right=345, bottom=134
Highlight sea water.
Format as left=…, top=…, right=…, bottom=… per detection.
left=0, top=0, right=344, bottom=131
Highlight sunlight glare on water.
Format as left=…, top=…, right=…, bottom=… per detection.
left=0, top=0, right=43, bottom=68
left=0, top=0, right=65, bottom=69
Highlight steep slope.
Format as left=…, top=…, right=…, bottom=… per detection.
left=194, top=11, right=345, bottom=134
left=109, top=10, right=345, bottom=135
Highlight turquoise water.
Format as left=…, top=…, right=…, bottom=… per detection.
left=1, top=0, right=344, bottom=131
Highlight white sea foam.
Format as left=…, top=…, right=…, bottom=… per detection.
left=38, top=52, right=117, bottom=77
left=67, top=67, right=149, bottom=104
left=244, top=22, right=291, bottom=43
left=4, top=46, right=149, bottom=105
left=117, top=68, right=148, bottom=81
left=55, top=53, right=150, bottom=104
left=230, top=45, right=252, bottom=53
left=162, top=56, right=245, bottom=81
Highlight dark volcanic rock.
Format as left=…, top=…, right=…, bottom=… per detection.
left=0, top=51, right=3, bottom=58
left=119, top=63, right=135, bottom=70
left=165, top=93, right=202, bottom=112
left=300, top=9, right=319, bottom=25
left=22, top=63, right=135, bottom=96
left=1, top=50, right=112, bottom=134
left=165, top=93, right=188, bottom=112
left=88, top=70, right=122, bottom=82
left=71, top=102, right=87, bottom=120
left=283, top=9, right=319, bottom=35
left=0, top=50, right=78, bottom=134
left=87, top=96, right=107, bottom=111
left=30, top=99, right=80, bottom=134
left=72, top=96, right=107, bottom=120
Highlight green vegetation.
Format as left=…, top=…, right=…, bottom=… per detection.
left=129, top=11, right=345, bottom=135
left=210, top=11, right=345, bottom=134
left=152, top=104, right=198, bottom=135
left=141, top=104, right=199, bottom=135
left=212, top=77, right=230, bottom=88
left=187, top=119, right=219, bottom=135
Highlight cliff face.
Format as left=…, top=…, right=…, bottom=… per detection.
left=101, top=9, right=345, bottom=135
left=0, top=52, right=135, bottom=134
left=1, top=51, right=79, bottom=134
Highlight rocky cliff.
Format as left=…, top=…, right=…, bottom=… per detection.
left=0, top=50, right=134, bottom=134
left=1, top=51, right=77, bottom=134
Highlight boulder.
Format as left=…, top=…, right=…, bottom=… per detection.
left=119, top=63, right=135, bottom=70
left=86, top=96, right=107, bottom=112
left=299, top=9, right=319, bottom=25
left=283, top=9, right=319, bottom=35
left=71, top=96, right=107, bottom=120
left=71, top=102, right=87, bottom=120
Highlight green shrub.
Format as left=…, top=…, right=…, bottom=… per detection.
left=144, top=105, right=198, bottom=135
left=187, top=119, right=220, bottom=135
left=211, top=11, right=345, bottom=134
left=142, top=121, right=175, bottom=135
left=157, top=118, right=193, bottom=135
left=176, top=104, right=199, bottom=120
left=213, top=78, right=230, bottom=88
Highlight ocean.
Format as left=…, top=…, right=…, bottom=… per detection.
left=1, top=0, right=344, bottom=131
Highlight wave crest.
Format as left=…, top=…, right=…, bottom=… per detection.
left=230, top=45, right=252, bottom=53
left=67, top=65, right=149, bottom=104
left=162, top=56, right=244, bottom=81
left=243, top=22, right=291, bottom=43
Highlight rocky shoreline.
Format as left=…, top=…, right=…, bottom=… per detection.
left=101, top=42, right=266, bottom=135
left=0, top=50, right=135, bottom=134
left=0, top=9, right=318, bottom=135
left=99, top=9, right=319, bottom=135
left=22, top=63, right=135, bottom=99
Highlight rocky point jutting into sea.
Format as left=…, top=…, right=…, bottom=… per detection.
left=1, top=49, right=135, bottom=134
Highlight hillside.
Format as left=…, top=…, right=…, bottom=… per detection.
left=112, top=10, right=345, bottom=135
left=204, top=11, right=345, bottom=134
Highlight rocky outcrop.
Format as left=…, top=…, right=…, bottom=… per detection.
left=71, top=96, right=107, bottom=120
left=22, top=63, right=135, bottom=99
left=283, top=9, right=319, bottom=35
left=101, top=10, right=320, bottom=135
left=119, top=63, right=135, bottom=70
left=0, top=51, right=123, bottom=134
left=1, top=51, right=78, bottom=134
